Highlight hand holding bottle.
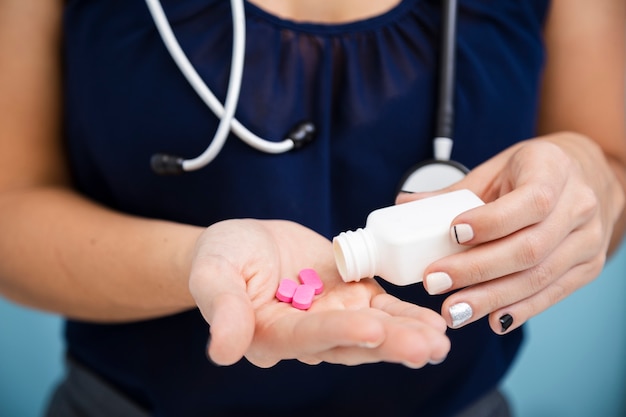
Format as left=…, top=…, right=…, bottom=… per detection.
left=396, top=134, right=625, bottom=334
left=334, top=189, right=484, bottom=286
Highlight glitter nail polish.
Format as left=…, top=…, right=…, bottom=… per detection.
left=449, top=302, right=473, bottom=328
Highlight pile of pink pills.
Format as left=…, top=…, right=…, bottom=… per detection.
left=275, top=268, right=324, bottom=310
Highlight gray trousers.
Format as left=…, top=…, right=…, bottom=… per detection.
left=45, top=357, right=512, bottom=417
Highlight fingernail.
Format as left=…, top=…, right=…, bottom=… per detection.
left=402, top=360, right=426, bottom=369
left=499, top=314, right=514, bottom=333
left=449, top=302, right=473, bottom=328
left=451, top=224, right=474, bottom=244
left=428, top=356, right=447, bottom=365
left=205, top=339, right=225, bottom=367
left=358, top=340, right=382, bottom=349
left=205, top=335, right=217, bottom=365
left=425, top=272, right=453, bottom=295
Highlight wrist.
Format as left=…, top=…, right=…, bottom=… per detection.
left=543, top=131, right=626, bottom=253
left=169, top=223, right=206, bottom=311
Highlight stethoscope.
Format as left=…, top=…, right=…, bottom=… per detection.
left=145, top=0, right=468, bottom=192
left=397, top=0, right=468, bottom=192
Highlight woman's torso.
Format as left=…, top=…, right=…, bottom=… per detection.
left=62, top=1, right=549, bottom=416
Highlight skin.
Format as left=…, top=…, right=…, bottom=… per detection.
left=0, top=0, right=624, bottom=370
left=397, top=0, right=626, bottom=333
left=247, top=0, right=402, bottom=23
left=0, top=0, right=449, bottom=368
left=191, top=219, right=449, bottom=367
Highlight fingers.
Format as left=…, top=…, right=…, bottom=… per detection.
left=297, top=310, right=449, bottom=368
left=288, top=309, right=388, bottom=352
left=451, top=180, right=595, bottom=248
left=371, top=293, right=447, bottom=332
left=418, top=142, right=606, bottom=335
left=314, top=316, right=450, bottom=368
left=397, top=140, right=575, bottom=247
left=249, top=295, right=450, bottom=369
left=485, top=258, right=604, bottom=334
left=451, top=184, right=561, bottom=245
left=368, top=294, right=450, bottom=365
left=424, top=174, right=598, bottom=296
left=449, top=140, right=591, bottom=247
left=439, top=229, right=605, bottom=333
left=425, top=221, right=566, bottom=295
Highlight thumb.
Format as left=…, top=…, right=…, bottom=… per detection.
left=189, top=255, right=255, bottom=366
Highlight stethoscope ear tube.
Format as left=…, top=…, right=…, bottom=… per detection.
left=146, top=0, right=317, bottom=174
left=147, top=0, right=460, bottom=180
left=146, top=0, right=245, bottom=174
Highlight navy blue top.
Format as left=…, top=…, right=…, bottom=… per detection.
left=62, top=0, right=549, bottom=416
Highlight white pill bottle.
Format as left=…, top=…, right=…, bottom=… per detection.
left=332, top=189, right=484, bottom=286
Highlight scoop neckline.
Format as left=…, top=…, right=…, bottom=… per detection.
left=244, top=0, right=418, bottom=35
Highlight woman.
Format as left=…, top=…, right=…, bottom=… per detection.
left=0, top=0, right=624, bottom=416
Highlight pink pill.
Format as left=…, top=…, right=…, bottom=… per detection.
left=298, top=268, right=324, bottom=294
left=275, top=279, right=298, bottom=303
left=291, top=284, right=316, bottom=310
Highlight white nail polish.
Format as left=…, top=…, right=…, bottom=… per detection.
left=451, top=223, right=474, bottom=244
left=425, top=272, right=453, bottom=295
left=449, top=302, right=473, bottom=328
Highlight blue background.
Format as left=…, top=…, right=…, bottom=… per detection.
left=1, top=243, right=625, bottom=417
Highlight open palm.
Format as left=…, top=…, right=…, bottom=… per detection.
left=189, top=219, right=450, bottom=368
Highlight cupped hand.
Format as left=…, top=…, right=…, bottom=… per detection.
left=188, top=218, right=450, bottom=368
left=397, top=133, right=625, bottom=334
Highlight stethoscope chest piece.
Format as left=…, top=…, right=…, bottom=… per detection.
left=397, top=159, right=468, bottom=193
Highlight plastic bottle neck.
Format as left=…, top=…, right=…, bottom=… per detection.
left=332, top=228, right=378, bottom=282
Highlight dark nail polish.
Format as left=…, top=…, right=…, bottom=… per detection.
left=499, top=314, right=513, bottom=332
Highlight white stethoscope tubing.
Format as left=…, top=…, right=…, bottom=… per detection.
left=145, top=0, right=293, bottom=172
left=146, top=0, right=460, bottom=179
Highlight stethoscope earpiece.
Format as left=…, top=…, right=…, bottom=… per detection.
left=149, top=121, right=317, bottom=175
left=288, top=121, right=317, bottom=149
left=151, top=153, right=185, bottom=175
